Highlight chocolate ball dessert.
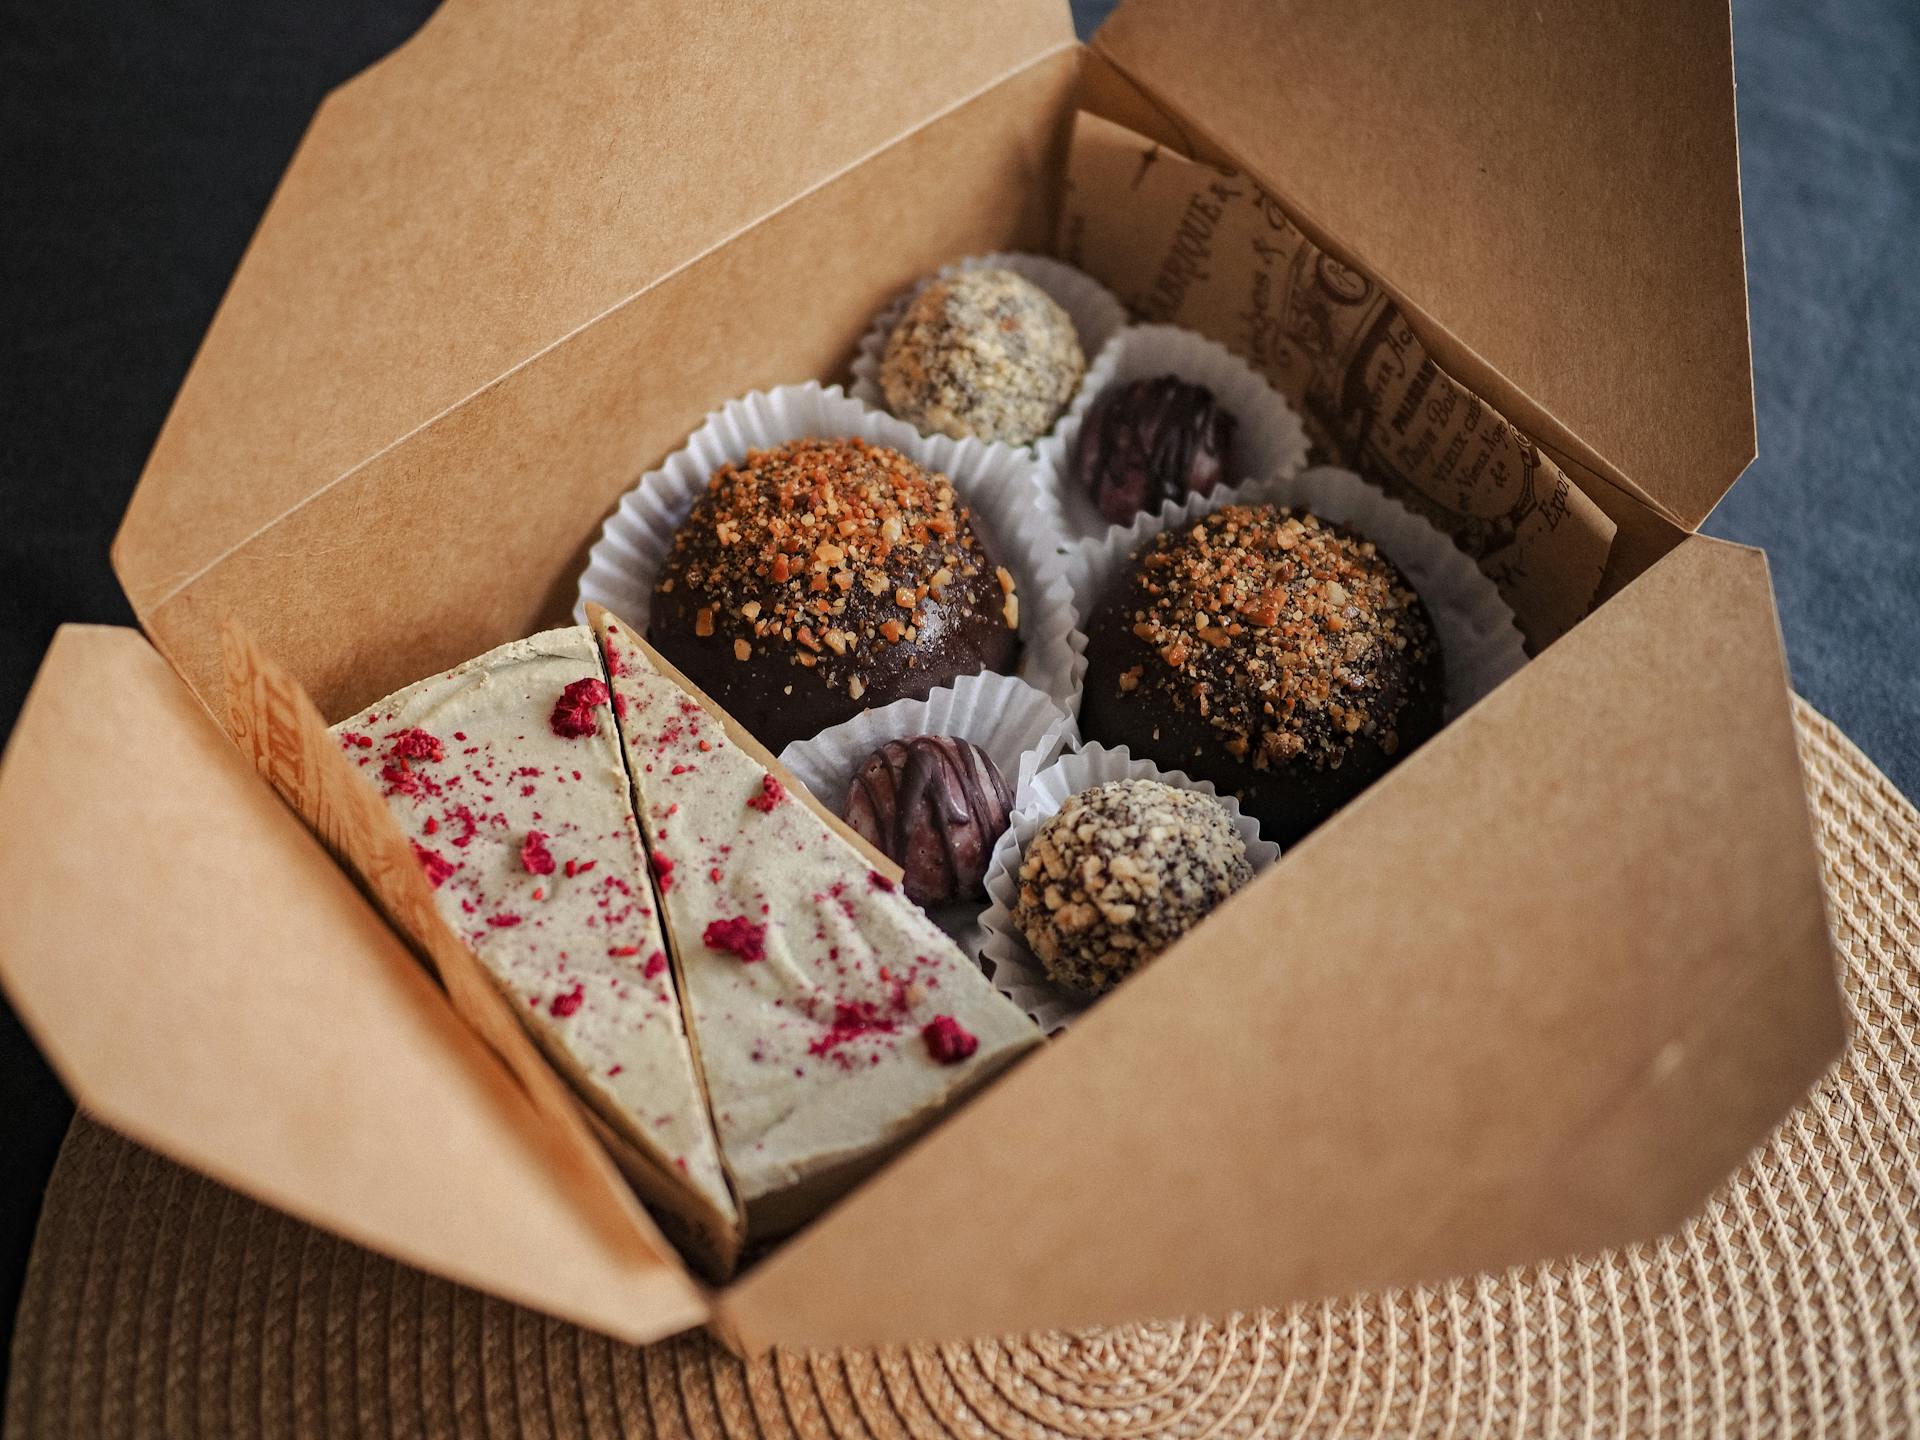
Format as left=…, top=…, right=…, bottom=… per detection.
left=1012, top=778, right=1251, bottom=997
left=1071, top=375, right=1237, bottom=526
left=650, top=438, right=1020, bottom=752
left=880, top=268, right=1085, bottom=445
left=843, top=735, right=1014, bottom=907
left=1081, top=505, right=1444, bottom=848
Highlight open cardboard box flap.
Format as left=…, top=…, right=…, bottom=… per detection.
left=1, top=0, right=1845, bottom=1350
left=1091, top=0, right=1756, bottom=531
left=0, top=627, right=707, bottom=1347
left=112, top=0, right=1077, bottom=622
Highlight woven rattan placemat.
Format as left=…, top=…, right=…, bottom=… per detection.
left=7, top=696, right=1916, bottom=1439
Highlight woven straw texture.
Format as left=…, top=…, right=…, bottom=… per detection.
left=8, top=696, right=1917, bottom=1439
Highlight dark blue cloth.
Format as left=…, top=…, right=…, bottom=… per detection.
left=1707, top=0, right=1920, bottom=792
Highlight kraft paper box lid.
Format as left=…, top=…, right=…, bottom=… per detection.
left=0, top=627, right=707, bottom=1348
left=111, top=0, right=1076, bottom=632
left=1090, top=0, right=1754, bottom=530
left=0, top=0, right=1843, bottom=1349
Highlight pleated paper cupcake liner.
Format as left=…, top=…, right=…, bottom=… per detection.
left=777, top=671, right=1075, bottom=958
left=574, top=382, right=1085, bottom=733
left=1067, top=467, right=1527, bottom=721
left=1035, top=323, right=1312, bottom=550
left=978, top=742, right=1282, bottom=1032
left=848, top=252, right=1128, bottom=449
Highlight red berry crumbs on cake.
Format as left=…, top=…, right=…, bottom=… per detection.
left=520, top=830, right=556, bottom=875
left=549, top=678, right=610, bottom=738
left=807, top=999, right=897, bottom=1060
left=643, top=951, right=668, bottom=978
left=411, top=841, right=455, bottom=889
left=702, top=916, right=766, bottom=962
left=386, top=727, right=445, bottom=762
left=746, top=773, right=785, bottom=812
left=549, top=985, right=584, bottom=1018
left=922, top=1015, right=978, bottom=1064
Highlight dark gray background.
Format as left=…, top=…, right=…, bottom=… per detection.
left=1, top=0, right=1914, bottom=1390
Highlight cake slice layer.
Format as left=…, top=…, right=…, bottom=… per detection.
left=332, top=627, right=738, bottom=1262
left=592, top=608, right=1041, bottom=1239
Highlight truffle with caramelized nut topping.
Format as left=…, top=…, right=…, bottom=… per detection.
left=843, top=735, right=1015, bottom=907
left=880, top=269, right=1085, bottom=444
left=650, top=438, right=1019, bottom=752
left=1012, top=778, right=1251, bottom=997
left=1081, top=504, right=1443, bottom=847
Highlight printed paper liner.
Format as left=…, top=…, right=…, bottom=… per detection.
left=978, top=743, right=1282, bottom=1032
left=1067, top=467, right=1528, bottom=721
left=848, top=252, right=1128, bottom=448
left=777, top=671, right=1075, bottom=958
left=575, top=383, right=1085, bottom=735
left=1035, top=323, right=1312, bottom=549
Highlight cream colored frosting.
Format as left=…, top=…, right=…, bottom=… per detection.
left=594, top=613, right=1042, bottom=1239
left=331, top=628, right=736, bottom=1238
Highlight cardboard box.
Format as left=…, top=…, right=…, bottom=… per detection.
left=0, top=0, right=1845, bottom=1353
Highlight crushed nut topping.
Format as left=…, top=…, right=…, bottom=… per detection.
left=1011, top=778, right=1251, bottom=997
left=654, top=437, right=1015, bottom=704
left=1103, top=505, right=1436, bottom=772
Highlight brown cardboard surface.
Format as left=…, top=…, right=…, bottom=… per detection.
left=1092, top=0, right=1755, bottom=530
left=1059, top=110, right=1618, bottom=648
left=0, top=627, right=708, bottom=1346
left=111, top=0, right=1074, bottom=621
left=129, top=50, right=1080, bottom=717
left=718, top=536, right=1841, bottom=1348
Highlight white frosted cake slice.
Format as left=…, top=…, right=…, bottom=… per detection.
left=331, top=627, right=738, bottom=1260
left=591, top=608, right=1042, bottom=1239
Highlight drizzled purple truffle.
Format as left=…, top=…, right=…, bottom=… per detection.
left=1071, top=375, right=1237, bottom=526
left=842, top=736, right=1015, bottom=907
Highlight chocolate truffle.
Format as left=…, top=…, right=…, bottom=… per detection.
left=880, top=269, right=1085, bottom=445
left=1072, top=375, right=1237, bottom=526
left=1012, top=778, right=1251, bottom=997
left=1081, top=505, right=1444, bottom=848
left=843, top=735, right=1014, bottom=907
left=649, top=438, right=1019, bottom=753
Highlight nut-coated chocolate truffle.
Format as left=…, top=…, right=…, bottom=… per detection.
left=1012, top=778, right=1251, bottom=997
left=843, top=735, right=1014, bottom=907
left=649, top=438, right=1020, bottom=753
left=1071, top=375, right=1237, bottom=525
left=1081, top=505, right=1443, bottom=848
left=880, top=269, right=1085, bottom=445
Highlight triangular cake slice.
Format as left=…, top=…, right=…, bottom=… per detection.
left=591, top=607, right=1042, bottom=1239
left=331, top=627, right=739, bottom=1263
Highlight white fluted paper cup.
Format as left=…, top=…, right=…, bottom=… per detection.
left=1036, top=323, right=1312, bottom=549
left=1067, top=467, right=1526, bottom=721
left=575, top=383, right=1085, bottom=732
left=777, top=671, right=1075, bottom=957
left=849, top=252, right=1128, bottom=449
left=979, top=743, right=1282, bottom=1032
